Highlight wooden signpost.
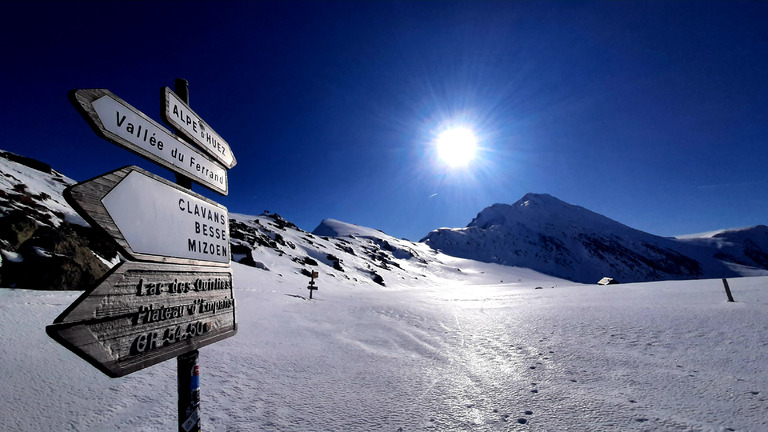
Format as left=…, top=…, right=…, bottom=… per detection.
left=46, top=261, right=235, bottom=378
left=308, top=270, right=319, bottom=299
left=50, top=80, right=235, bottom=432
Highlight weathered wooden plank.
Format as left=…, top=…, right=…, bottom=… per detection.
left=46, top=261, right=236, bottom=377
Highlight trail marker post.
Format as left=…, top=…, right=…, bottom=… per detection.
left=308, top=270, right=319, bottom=299
left=49, top=79, right=236, bottom=432
left=722, top=278, right=735, bottom=302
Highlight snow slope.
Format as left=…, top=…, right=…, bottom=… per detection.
left=676, top=225, right=768, bottom=275
left=422, top=193, right=768, bottom=283
left=2, top=263, right=767, bottom=431
left=0, top=151, right=118, bottom=289
left=0, top=150, right=86, bottom=227
left=228, top=212, right=544, bottom=290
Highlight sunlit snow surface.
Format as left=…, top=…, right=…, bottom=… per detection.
left=2, top=263, right=767, bottom=431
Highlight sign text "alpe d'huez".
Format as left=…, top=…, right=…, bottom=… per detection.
left=163, top=87, right=235, bottom=169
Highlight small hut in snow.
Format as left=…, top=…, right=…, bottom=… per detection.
left=597, top=277, right=619, bottom=285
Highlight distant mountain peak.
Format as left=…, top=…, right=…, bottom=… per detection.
left=312, top=218, right=388, bottom=238
left=424, top=192, right=768, bottom=283
left=517, top=192, right=559, bottom=206
left=467, top=193, right=615, bottom=232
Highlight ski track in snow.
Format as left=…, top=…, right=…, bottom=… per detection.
left=2, top=266, right=767, bottom=431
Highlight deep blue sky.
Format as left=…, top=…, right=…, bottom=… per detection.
left=3, top=1, right=767, bottom=240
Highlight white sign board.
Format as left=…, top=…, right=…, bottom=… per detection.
left=163, top=87, right=236, bottom=169
left=103, top=170, right=230, bottom=264
left=66, top=166, right=230, bottom=266
left=71, top=89, right=228, bottom=195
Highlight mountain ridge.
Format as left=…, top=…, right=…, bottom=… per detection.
left=422, top=193, right=768, bottom=283
left=1, top=148, right=766, bottom=288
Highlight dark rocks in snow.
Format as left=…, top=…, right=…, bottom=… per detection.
left=0, top=211, right=117, bottom=290
left=326, top=254, right=344, bottom=272
left=232, top=214, right=423, bottom=288
left=231, top=243, right=268, bottom=269
left=0, top=210, right=37, bottom=248
left=273, top=233, right=288, bottom=247
left=371, top=272, right=385, bottom=286
left=230, top=243, right=251, bottom=256
left=266, top=213, right=298, bottom=231
left=238, top=255, right=258, bottom=267
left=230, top=219, right=291, bottom=253
left=293, top=256, right=318, bottom=266
left=334, top=241, right=355, bottom=256
left=0, top=151, right=121, bottom=290
left=0, top=185, right=61, bottom=228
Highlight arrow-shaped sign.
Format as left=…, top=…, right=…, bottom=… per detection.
left=70, top=89, right=228, bottom=195
left=47, top=261, right=236, bottom=377
left=66, top=166, right=231, bottom=266
left=163, top=87, right=236, bottom=169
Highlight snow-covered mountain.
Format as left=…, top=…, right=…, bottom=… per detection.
left=0, top=149, right=560, bottom=291
left=422, top=193, right=768, bottom=283
left=2, top=149, right=766, bottom=288
left=228, top=213, right=554, bottom=291
left=676, top=225, right=768, bottom=275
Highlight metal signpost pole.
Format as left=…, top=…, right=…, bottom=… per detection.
left=173, top=78, right=201, bottom=432
left=178, top=349, right=201, bottom=432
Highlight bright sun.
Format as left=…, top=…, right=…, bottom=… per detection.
left=435, top=127, right=478, bottom=168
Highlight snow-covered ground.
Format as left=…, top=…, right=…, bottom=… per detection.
left=2, top=259, right=766, bottom=431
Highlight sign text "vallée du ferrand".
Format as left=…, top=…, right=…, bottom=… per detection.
left=70, top=89, right=228, bottom=195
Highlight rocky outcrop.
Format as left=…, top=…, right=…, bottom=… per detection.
left=0, top=151, right=118, bottom=290
left=0, top=211, right=117, bottom=290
